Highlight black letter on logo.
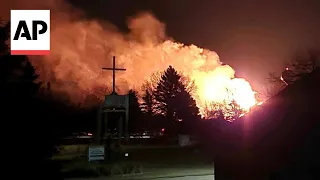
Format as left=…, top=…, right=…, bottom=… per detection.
left=13, top=21, right=31, bottom=40
left=32, top=21, right=47, bottom=40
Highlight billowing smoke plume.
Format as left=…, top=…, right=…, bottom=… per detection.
left=1, top=0, right=257, bottom=115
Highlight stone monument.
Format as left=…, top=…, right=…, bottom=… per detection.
left=96, top=56, right=129, bottom=146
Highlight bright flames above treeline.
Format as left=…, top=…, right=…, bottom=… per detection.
left=193, top=71, right=257, bottom=118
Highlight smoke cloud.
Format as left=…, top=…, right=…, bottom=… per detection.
left=1, top=0, right=257, bottom=113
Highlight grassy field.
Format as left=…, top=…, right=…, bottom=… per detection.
left=54, top=144, right=212, bottom=178
left=54, top=144, right=210, bottom=164
left=122, top=145, right=211, bottom=166
left=53, top=144, right=88, bottom=160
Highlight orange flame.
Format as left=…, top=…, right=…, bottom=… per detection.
left=8, top=1, right=258, bottom=117
left=190, top=66, right=257, bottom=116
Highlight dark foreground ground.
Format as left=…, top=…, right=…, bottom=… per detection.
left=70, top=174, right=214, bottom=180
left=55, top=144, right=214, bottom=180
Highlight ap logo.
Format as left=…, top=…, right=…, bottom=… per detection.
left=10, top=10, right=50, bottom=55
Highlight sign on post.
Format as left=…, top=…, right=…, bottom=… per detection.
left=88, top=146, right=105, bottom=162
left=104, top=94, right=129, bottom=108
left=10, top=10, right=50, bottom=55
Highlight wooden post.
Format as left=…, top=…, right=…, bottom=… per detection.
left=96, top=106, right=102, bottom=144
left=104, top=111, right=108, bottom=140
left=125, top=96, right=129, bottom=141
left=118, top=116, right=123, bottom=146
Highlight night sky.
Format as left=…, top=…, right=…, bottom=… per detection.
left=1, top=0, right=320, bottom=91
left=69, top=0, right=320, bottom=90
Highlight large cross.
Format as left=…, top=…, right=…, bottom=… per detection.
left=102, top=56, right=126, bottom=94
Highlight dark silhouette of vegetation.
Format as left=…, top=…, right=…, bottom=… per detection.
left=0, top=21, right=62, bottom=179
left=203, top=99, right=245, bottom=122
left=282, top=50, right=319, bottom=81
left=140, top=82, right=156, bottom=129
left=152, top=66, right=200, bottom=134
left=265, top=50, right=319, bottom=98
left=0, top=20, right=9, bottom=54
left=140, top=82, right=154, bottom=116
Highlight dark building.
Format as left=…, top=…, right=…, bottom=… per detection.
left=214, top=69, right=320, bottom=180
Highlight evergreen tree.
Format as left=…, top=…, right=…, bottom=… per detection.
left=153, top=66, right=199, bottom=134
left=174, top=87, right=200, bottom=133
left=0, top=21, right=40, bottom=103
left=0, top=55, right=40, bottom=98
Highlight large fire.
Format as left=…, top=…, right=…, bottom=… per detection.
left=191, top=67, right=257, bottom=116
left=2, top=0, right=258, bottom=118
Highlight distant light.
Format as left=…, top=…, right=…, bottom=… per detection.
left=285, top=67, right=289, bottom=71
left=125, top=153, right=129, bottom=157
left=88, top=133, right=92, bottom=136
left=178, top=119, right=183, bottom=122
left=161, top=128, right=165, bottom=132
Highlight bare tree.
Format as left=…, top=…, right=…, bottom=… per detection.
left=202, top=88, right=245, bottom=121
left=267, top=72, right=285, bottom=85
left=260, top=83, right=286, bottom=99
left=202, top=102, right=224, bottom=120
left=288, top=50, right=319, bottom=75
left=140, top=82, right=154, bottom=115
left=179, top=73, right=197, bottom=94
left=149, top=71, right=163, bottom=90
left=203, top=100, right=245, bottom=122
left=266, top=49, right=319, bottom=97
left=139, top=72, right=163, bottom=117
